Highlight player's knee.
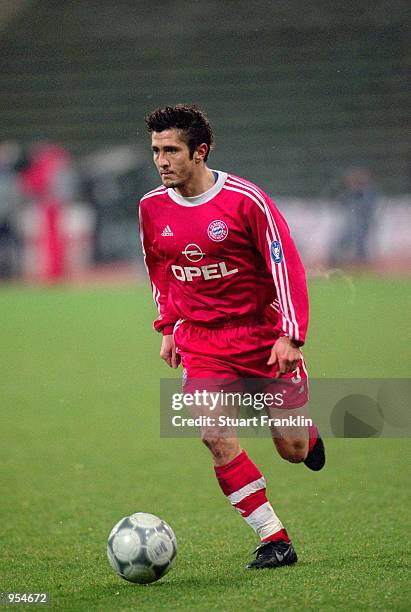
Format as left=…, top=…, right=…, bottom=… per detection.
left=202, top=436, right=237, bottom=464
left=277, top=438, right=308, bottom=463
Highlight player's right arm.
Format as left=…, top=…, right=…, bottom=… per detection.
left=138, top=204, right=180, bottom=367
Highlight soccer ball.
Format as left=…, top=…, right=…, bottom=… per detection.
left=107, top=512, right=177, bottom=584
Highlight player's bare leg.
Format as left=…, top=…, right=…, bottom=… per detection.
left=192, top=391, right=241, bottom=465
left=273, top=430, right=325, bottom=471
left=269, top=406, right=326, bottom=471
left=198, top=405, right=297, bottom=570
left=274, top=435, right=309, bottom=463
left=202, top=436, right=240, bottom=466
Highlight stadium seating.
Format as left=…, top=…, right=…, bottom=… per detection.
left=0, top=0, right=408, bottom=196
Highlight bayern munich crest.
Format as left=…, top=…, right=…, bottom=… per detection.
left=207, top=219, right=228, bottom=242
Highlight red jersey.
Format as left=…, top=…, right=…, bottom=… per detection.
left=139, top=172, right=309, bottom=345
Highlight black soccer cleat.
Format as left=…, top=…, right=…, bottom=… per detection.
left=246, top=539, right=298, bottom=569
left=304, top=434, right=326, bottom=471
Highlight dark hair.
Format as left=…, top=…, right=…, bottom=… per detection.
left=145, top=104, right=214, bottom=162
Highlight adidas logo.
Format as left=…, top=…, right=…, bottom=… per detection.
left=161, top=225, right=174, bottom=236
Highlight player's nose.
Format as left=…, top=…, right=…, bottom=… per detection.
left=158, top=152, right=169, bottom=168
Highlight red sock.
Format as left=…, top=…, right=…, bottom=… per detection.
left=308, top=423, right=319, bottom=452
left=214, top=450, right=289, bottom=542
left=262, top=529, right=290, bottom=543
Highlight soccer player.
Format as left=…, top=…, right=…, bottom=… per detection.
left=139, top=104, right=325, bottom=569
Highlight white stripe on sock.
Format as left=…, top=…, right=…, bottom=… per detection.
left=227, top=477, right=266, bottom=505
left=243, top=502, right=284, bottom=539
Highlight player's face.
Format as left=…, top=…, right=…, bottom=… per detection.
left=151, top=129, right=196, bottom=188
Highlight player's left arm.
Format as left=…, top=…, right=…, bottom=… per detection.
left=246, top=191, right=309, bottom=374
left=267, top=335, right=301, bottom=376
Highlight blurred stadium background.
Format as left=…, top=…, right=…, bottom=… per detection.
left=0, top=0, right=409, bottom=282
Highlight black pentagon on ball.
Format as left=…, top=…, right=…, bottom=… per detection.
left=136, top=525, right=156, bottom=541
left=115, top=558, right=129, bottom=573
left=153, top=561, right=170, bottom=580
left=156, top=522, right=174, bottom=541
left=133, top=543, right=150, bottom=565
left=118, top=517, right=134, bottom=530
left=108, top=516, right=132, bottom=540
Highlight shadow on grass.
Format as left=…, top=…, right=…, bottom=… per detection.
left=100, top=563, right=302, bottom=594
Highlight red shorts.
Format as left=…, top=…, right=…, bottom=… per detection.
left=173, top=314, right=308, bottom=409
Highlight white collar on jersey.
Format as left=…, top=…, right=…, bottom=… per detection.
left=167, top=170, right=228, bottom=206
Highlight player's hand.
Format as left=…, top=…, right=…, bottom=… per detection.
left=160, top=334, right=181, bottom=369
left=267, top=336, right=300, bottom=377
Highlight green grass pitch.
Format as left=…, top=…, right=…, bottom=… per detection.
left=0, top=276, right=410, bottom=610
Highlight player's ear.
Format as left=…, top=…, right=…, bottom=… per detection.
left=195, top=143, right=208, bottom=163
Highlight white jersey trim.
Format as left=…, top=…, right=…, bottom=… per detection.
left=140, top=186, right=167, bottom=202
left=166, top=171, right=228, bottom=206
left=223, top=184, right=265, bottom=214
left=225, top=176, right=300, bottom=341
